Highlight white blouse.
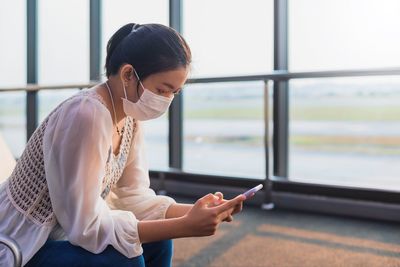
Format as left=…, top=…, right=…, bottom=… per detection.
left=0, top=90, right=175, bottom=266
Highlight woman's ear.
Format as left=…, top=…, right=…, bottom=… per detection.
left=119, top=64, right=134, bottom=83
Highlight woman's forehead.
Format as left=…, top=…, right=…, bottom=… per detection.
left=151, top=68, right=189, bottom=87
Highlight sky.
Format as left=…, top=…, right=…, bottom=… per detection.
left=1, top=0, right=400, bottom=87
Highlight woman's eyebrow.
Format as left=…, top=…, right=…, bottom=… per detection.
left=163, top=82, right=175, bottom=90
left=163, top=82, right=182, bottom=93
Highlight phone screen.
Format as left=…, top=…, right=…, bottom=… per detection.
left=243, top=184, right=263, bottom=199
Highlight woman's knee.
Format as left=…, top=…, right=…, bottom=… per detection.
left=159, top=239, right=173, bottom=259
left=142, top=239, right=174, bottom=265
left=101, top=245, right=145, bottom=267
left=148, top=239, right=173, bottom=257
left=26, top=241, right=145, bottom=267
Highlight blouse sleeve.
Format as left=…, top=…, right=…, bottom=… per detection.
left=43, top=95, right=142, bottom=258
left=106, top=121, right=176, bottom=221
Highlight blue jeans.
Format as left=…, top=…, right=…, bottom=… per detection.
left=25, top=239, right=173, bottom=267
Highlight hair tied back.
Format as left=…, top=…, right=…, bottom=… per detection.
left=131, top=24, right=140, bottom=33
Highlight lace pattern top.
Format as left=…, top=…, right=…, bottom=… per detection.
left=0, top=90, right=176, bottom=266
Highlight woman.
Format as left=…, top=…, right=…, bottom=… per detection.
left=0, top=23, right=245, bottom=267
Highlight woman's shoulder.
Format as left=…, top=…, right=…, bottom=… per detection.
left=48, top=89, right=113, bottom=132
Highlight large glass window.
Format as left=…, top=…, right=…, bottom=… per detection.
left=0, top=0, right=26, bottom=87
left=0, top=0, right=26, bottom=158
left=141, top=114, right=169, bottom=170
left=289, top=0, right=400, bottom=71
left=0, top=92, right=26, bottom=158
left=102, top=0, right=169, bottom=169
left=183, top=81, right=266, bottom=179
left=38, top=89, right=79, bottom=123
left=101, top=0, right=169, bottom=79
left=183, top=0, right=274, bottom=78
left=38, top=0, right=89, bottom=84
left=289, top=76, right=400, bottom=191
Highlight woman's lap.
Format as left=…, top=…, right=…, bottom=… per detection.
left=25, top=239, right=173, bottom=267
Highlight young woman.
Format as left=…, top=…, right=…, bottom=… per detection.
left=0, top=23, right=245, bottom=267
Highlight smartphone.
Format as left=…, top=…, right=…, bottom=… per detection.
left=243, top=184, right=263, bottom=199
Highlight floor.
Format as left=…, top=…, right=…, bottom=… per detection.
left=172, top=198, right=400, bottom=267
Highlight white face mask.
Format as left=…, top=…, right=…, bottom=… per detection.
left=121, top=70, right=174, bottom=121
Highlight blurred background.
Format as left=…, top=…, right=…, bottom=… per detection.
left=1, top=1, right=400, bottom=266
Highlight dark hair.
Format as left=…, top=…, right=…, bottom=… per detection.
left=105, top=23, right=191, bottom=79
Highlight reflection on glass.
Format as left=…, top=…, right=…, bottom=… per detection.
left=289, top=76, right=400, bottom=190
left=0, top=92, right=26, bottom=157
left=142, top=113, right=169, bottom=170
left=183, top=82, right=266, bottom=179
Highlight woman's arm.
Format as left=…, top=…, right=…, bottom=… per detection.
left=138, top=194, right=245, bottom=243
left=108, top=122, right=178, bottom=221
left=165, top=203, right=193, bottom=219
left=44, top=97, right=142, bottom=257
left=166, top=192, right=242, bottom=221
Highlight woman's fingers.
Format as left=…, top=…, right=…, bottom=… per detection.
left=198, top=193, right=220, bottom=207
left=213, top=192, right=224, bottom=205
left=223, top=214, right=233, bottom=222
left=214, top=192, right=223, bottom=199
left=231, top=201, right=243, bottom=215
left=213, top=194, right=245, bottom=214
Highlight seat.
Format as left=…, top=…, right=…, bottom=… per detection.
left=0, top=132, right=21, bottom=266
left=0, top=131, right=16, bottom=183
left=0, top=234, right=22, bottom=267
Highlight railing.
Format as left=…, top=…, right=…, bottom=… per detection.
left=0, top=82, right=98, bottom=92
left=2, top=67, right=400, bottom=92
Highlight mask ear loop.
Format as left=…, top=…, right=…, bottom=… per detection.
left=122, top=83, right=128, bottom=99
left=133, top=69, right=144, bottom=100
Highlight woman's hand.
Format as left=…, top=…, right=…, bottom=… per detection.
left=137, top=193, right=245, bottom=243
left=212, top=192, right=243, bottom=222
left=181, top=193, right=245, bottom=237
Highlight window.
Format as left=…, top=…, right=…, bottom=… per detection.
left=183, top=81, right=266, bottom=179
left=183, top=0, right=274, bottom=77
left=102, top=0, right=169, bottom=169
left=38, top=0, right=89, bottom=84
left=0, top=1, right=26, bottom=157
left=0, top=92, right=26, bottom=157
left=289, top=76, right=400, bottom=190
left=0, top=0, right=26, bottom=87
left=289, top=0, right=400, bottom=71
left=101, top=0, right=169, bottom=80
left=38, top=89, right=79, bottom=123
left=141, top=114, right=169, bottom=170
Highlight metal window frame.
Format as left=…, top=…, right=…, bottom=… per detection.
left=26, top=0, right=38, bottom=141
left=168, top=0, right=184, bottom=169
left=90, top=0, right=101, bottom=82
left=273, top=0, right=289, bottom=178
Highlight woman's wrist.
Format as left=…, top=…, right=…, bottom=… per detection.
left=165, top=203, right=193, bottom=219
left=137, top=216, right=193, bottom=243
